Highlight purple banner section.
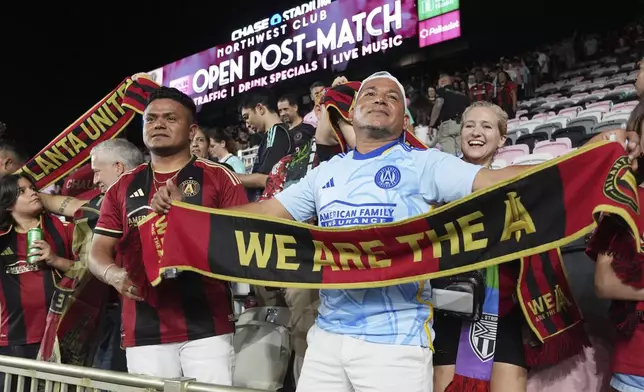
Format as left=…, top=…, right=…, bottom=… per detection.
left=155, top=0, right=418, bottom=107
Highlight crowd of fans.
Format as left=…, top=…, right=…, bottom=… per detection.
left=0, top=13, right=643, bottom=392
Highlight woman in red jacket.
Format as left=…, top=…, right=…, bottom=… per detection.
left=0, top=173, right=76, bottom=389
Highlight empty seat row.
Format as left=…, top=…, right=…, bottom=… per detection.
left=492, top=153, right=555, bottom=169
left=507, top=100, right=636, bottom=142
left=495, top=138, right=572, bottom=166
left=520, top=84, right=638, bottom=112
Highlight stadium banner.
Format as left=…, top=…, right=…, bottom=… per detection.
left=18, top=76, right=159, bottom=190
left=157, top=0, right=419, bottom=107
left=417, top=0, right=459, bottom=21
left=141, top=141, right=641, bottom=289
left=418, top=9, right=461, bottom=48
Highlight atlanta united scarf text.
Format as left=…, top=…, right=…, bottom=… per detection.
left=18, top=76, right=159, bottom=189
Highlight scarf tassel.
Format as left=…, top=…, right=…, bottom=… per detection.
left=524, top=322, right=590, bottom=368
left=445, top=374, right=490, bottom=392
left=587, top=215, right=639, bottom=285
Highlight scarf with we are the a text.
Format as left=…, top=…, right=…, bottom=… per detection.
left=136, top=143, right=639, bottom=352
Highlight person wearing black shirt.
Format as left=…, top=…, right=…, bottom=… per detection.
left=238, top=88, right=294, bottom=201
left=429, top=74, right=471, bottom=155
left=278, top=94, right=315, bottom=149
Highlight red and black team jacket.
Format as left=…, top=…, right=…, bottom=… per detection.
left=0, top=214, right=74, bottom=346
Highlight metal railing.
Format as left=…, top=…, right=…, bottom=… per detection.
left=0, top=355, right=268, bottom=392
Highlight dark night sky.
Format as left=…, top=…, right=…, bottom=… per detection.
left=0, top=1, right=639, bottom=156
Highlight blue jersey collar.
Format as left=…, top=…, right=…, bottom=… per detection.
left=352, top=136, right=404, bottom=160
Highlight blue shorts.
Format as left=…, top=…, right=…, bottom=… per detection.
left=611, top=373, right=644, bottom=392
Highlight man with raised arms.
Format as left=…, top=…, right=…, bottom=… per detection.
left=153, top=72, right=639, bottom=392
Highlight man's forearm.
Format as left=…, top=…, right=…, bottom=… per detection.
left=89, top=237, right=118, bottom=283
left=227, top=198, right=294, bottom=220
left=238, top=173, right=269, bottom=189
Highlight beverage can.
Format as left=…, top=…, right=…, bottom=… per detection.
left=27, top=228, right=44, bottom=264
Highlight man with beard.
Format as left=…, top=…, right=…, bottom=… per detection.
left=278, top=94, right=315, bottom=149
left=89, top=87, right=247, bottom=384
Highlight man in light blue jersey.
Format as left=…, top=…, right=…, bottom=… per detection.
left=152, top=71, right=640, bottom=392
left=237, top=71, right=531, bottom=392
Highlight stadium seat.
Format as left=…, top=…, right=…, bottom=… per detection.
left=620, top=62, right=637, bottom=72
left=239, top=146, right=260, bottom=173
left=626, top=70, right=639, bottom=83
left=577, top=91, right=609, bottom=106
left=513, top=119, right=545, bottom=137
left=507, top=118, right=521, bottom=131
left=558, top=106, right=582, bottom=117
left=491, top=159, right=507, bottom=169
left=567, top=109, right=604, bottom=133
left=585, top=100, right=612, bottom=112
left=611, top=100, right=639, bottom=113
left=533, top=138, right=572, bottom=157
left=516, top=132, right=550, bottom=152
left=551, top=126, right=587, bottom=147
left=605, top=74, right=627, bottom=88
left=531, top=113, right=550, bottom=121
left=495, top=145, right=529, bottom=163
left=604, top=85, right=638, bottom=103
left=602, top=112, right=631, bottom=123
left=515, top=109, right=529, bottom=119
left=533, top=116, right=569, bottom=137
left=592, top=119, right=629, bottom=134
left=587, top=81, right=606, bottom=92
left=570, top=83, right=590, bottom=94
left=512, top=153, right=555, bottom=165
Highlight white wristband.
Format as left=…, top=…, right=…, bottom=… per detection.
left=102, top=264, right=117, bottom=283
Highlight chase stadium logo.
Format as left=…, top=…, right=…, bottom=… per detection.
left=603, top=156, right=639, bottom=214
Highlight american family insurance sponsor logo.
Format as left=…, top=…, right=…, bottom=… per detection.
left=418, top=10, right=460, bottom=47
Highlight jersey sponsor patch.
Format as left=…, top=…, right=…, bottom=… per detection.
left=318, top=201, right=397, bottom=227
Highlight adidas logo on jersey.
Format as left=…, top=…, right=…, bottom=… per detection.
left=322, top=178, right=335, bottom=189
left=0, top=247, right=13, bottom=256
left=129, top=189, right=144, bottom=198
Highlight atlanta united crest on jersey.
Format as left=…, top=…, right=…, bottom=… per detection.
left=275, top=137, right=482, bottom=347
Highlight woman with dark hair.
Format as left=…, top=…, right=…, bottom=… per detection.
left=190, top=127, right=210, bottom=159
left=0, top=174, right=76, bottom=377
left=207, top=128, right=246, bottom=174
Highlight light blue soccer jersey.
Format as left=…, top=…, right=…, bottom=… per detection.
left=274, top=138, right=482, bottom=347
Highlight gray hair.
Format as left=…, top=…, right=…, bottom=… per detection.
left=90, top=139, right=143, bottom=170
